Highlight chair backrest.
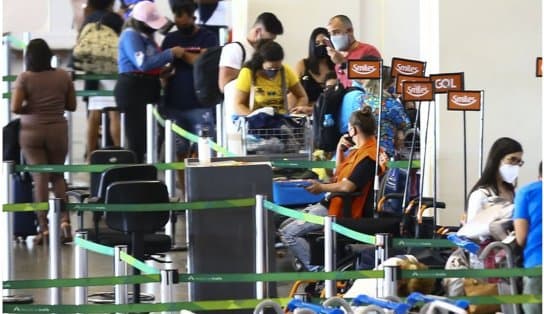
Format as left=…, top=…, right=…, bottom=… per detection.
left=89, top=149, right=137, bottom=197
left=104, top=180, right=169, bottom=233
left=97, top=164, right=157, bottom=200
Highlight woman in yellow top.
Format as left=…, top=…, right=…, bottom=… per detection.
left=234, top=40, right=310, bottom=115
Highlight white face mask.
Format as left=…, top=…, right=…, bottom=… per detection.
left=499, top=164, right=520, bottom=184
left=331, top=33, right=350, bottom=51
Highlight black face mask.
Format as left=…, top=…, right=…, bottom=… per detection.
left=313, top=44, right=328, bottom=58
left=177, top=24, right=195, bottom=36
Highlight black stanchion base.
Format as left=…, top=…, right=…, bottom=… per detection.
left=3, top=295, right=34, bottom=304
left=88, top=292, right=155, bottom=304
left=169, top=244, right=187, bottom=252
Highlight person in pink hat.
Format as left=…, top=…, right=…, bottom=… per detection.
left=114, top=0, right=185, bottom=162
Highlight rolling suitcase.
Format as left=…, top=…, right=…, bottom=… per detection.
left=12, top=172, right=38, bottom=240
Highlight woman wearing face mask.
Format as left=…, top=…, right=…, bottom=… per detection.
left=114, top=0, right=185, bottom=162
left=234, top=40, right=310, bottom=115
left=289, top=27, right=335, bottom=109
left=465, top=137, right=523, bottom=267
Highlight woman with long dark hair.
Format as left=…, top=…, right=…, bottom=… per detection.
left=234, top=40, right=309, bottom=115
left=11, top=38, right=77, bottom=244
left=114, top=0, right=185, bottom=162
left=465, top=137, right=523, bottom=268
left=291, top=27, right=335, bottom=108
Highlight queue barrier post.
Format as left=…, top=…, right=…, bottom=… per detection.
left=2, top=161, right=33, bottom=304
left=255, top=194, right=266, bottom=299
left=2, top=161, right=14, bottom=298
left=324, top=215, right=336, bottom=298
left=2, top=35, right=11, bottom=126
left=65, top=111, right=73, bottom=184
left=164, top=119, right=178, bottom=249
left=48, top=198, right=62, bottom=305
left=146, top=104, right=156, bottom=164
left=114, top=245, right=128, bottom=308
left=75, top=231, right=88, bottom=306
left=120, top=112, right=127, bottom=148
left=160, top=269, right=179, bottom=314
left=382, top=265, right=399, bottom=298
left=375, top=233, right=392, bottom=298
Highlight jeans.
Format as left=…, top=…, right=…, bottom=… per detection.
left=522, top=275, right=542, bottom=314
left=278, top=203, right=328, bottom=270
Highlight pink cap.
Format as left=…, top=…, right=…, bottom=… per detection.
left=131, top=1, right=168, bottom=30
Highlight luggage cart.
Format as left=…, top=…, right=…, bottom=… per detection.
left=239, top=115, right=313, bottom=159
left=447, top=234, right=521, bottom=314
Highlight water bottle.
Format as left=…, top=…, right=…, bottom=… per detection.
left=198, top=128, right=211, bottom=164
left=323, top=114, right=334, bottom=127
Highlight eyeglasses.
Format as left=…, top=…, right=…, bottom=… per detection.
left=503, top=156, right=524, bottom=166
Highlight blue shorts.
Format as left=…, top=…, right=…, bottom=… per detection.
left=162, top=107, right=216, bottom=155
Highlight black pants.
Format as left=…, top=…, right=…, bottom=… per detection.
left=114, top=73, right=161, bottom=163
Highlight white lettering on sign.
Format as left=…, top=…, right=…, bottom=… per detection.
left=452, top=95, right=477, bottom=106
left=435, top=78, right=457, bottom=89
left=396, top=64, right=419, bottom=75
left=407, top=85, right=430, bottom=97
left=352, top=64, right=377, bottom=75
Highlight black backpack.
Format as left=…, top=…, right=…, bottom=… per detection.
left=193, top=41, right=245, bottom=107
left=313, top=85, right=363, bottom=152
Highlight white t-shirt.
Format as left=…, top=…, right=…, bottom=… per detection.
left=466, top=188, right=493, bottom=223
left=195, top=1, right=232, bottom=27
left=218, top=40, right=252, bottom=70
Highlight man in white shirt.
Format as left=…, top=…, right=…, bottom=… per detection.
left=218, top=12, right=283, bottom=92
left=218, top=12, right=283, bottom=153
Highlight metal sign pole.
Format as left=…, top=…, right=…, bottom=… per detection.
left=146, top=104, right=155, bottom=164
left=255, top=194, right=265, bottom=299
left=48, top=198, right=62, bottom=305
left=324, top=216, right=336, bottom=298
left=463, top=111, right=468, bottom=211
left=373, top=65, right=383, bottom=218
left=479, top=91, right=485, bottom=176
left=75, top=231, right=88, bottom=305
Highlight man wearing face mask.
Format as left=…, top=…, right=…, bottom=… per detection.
left=161, top=0, right=218, bottom=189
left=326, top=15, right=381, bottom=88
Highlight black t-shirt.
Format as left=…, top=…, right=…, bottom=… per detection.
left=82, top=10, right=124, bottom=35
left=347, top=156, right=376, bottom=190
left=347, top=156, right=376, bottom=217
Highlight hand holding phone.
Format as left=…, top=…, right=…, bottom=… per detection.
left=340, top=134, right=355, bottom=151
left=323, top=37, right=334, bottom=49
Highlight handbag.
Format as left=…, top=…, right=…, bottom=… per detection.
left=463, top=278, right=501, bottom=314
left=73, top=20, right=118, bottom=74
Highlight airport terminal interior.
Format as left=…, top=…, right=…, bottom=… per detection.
left=2, top=0, right=543, bottom=313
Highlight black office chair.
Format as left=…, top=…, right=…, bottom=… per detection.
left=104, top=180, right=170, bottom=304
left=82, top=164, right=158, bottom=240
left=67, top=148, right=137, bottom=229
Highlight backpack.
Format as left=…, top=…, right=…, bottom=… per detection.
left=313, top=84, right=362, bottom=152
left=73, top=21, right=118, bottom=74
left=193, top=41, right=245, bottom=107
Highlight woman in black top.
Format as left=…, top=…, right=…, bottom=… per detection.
left=290, top=27, right=335, bottom=109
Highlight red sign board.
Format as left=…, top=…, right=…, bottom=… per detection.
left=537, top=57, right=542, bottom=77
left=402, top=81, right=434, bottom=102
left=391, top=57, right=426, bottom=77
left=447, top=91, right=482, bottom=111
left=430, top=72, right=465, bottom=94
left=347, top=60, right=382, bottom=79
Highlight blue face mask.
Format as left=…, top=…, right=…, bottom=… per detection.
left=330, top=33, right=349, bottom=51
left=263, top=68, right=279, bottom=79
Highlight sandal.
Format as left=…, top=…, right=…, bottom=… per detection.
left=33, top=230, right=49, bottom=245
left=60, top=222, right=73, bottom=244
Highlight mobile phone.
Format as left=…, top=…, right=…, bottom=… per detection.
left=185, top=47, right=201, bottom=53
left=323, top=37, right=334, bottom=49
left=341, top=134, right=355, bottom=151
